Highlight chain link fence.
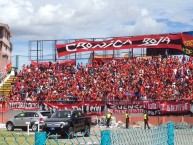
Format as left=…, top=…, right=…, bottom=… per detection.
left=1, top=122, right=193, bottom=145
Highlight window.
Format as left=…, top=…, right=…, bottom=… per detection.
left=2, top=54, right=8, bottom=59
left=33, top=113, right=39, bottom=117
left=51, top=111, right=72, bottom=118
left=0, top=27, right=3, bottom=38
left=25, top=112, right=38, bottom=117
left=73, top=111, right=82, bottom=118
left=40, top=111, right=51, bottom=117
left=25, top=112, right=32, bottom=117
left=62, top=111, right=72, bottom=118
left=78, top=111, right=82, bottom=117
left=17, top=113, right=25, bottom=117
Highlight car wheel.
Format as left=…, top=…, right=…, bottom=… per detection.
left=68, top=127, right=74, bottom=139
left=6, top=122, right=14, bottom=131
left=31, top=123, right=38, bottom=132
left=84, top=125, right=90, bottom=137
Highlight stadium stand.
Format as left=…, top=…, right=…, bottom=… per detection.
left=4, top=55, right=193, bottom=102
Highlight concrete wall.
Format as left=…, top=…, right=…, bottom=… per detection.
left=1, top=110, right=193, bottom=126
left=114, top=115, right=193, bottom=126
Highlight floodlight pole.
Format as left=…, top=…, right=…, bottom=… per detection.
left=54, top=40, right=57, bottom=62
left=37, top=41, right=39, bottom=63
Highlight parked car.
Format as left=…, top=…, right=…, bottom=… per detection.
left=6, top=110, right=52, bottom=132
left=42, top=110, right=91, bottom=139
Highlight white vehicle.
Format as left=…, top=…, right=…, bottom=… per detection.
left=6, top=111, right=51, bottom=132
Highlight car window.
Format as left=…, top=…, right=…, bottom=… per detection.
left=51, top=111, right=71, bottom=118
left=17, top=113, right=25, bottom=117
left=25, top=112, right=32, bottom=117
left=77, top=112, right=82, bottom=117
left=34, top=113, right=39, bottom=117
left=51, top=111, right=59, bottom=118
left=62, top=111, right=71, bottom=118
left=24, top=112, right=39, bottom=117
left=40, top=112, right=51, bottom=117
left=73, top=112, right=81, bottom=118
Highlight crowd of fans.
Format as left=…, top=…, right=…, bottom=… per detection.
left=5, top=55, right=193, bottom=102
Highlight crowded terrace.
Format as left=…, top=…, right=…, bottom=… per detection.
left=5, top=55, right=193, bottom=103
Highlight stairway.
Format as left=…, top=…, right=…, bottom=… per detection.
left=0, top=76, right=16, bottom=96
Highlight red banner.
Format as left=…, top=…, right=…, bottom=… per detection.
left=159, top=101, right=190, bottom=114
left=43, top=101, right=105, bottom=116
left=106, top=100, right=191, bottom=115
left=8, top=101, right=105, bottom=116
left=56, top=34, right=184, bottom=57
left=107, top=101, right=145, bottom=114
left=9, top=101, right=40, bottom=110
left=7, top=100, right=191, bottom=116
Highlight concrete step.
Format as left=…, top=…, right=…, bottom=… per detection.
left=1, top=83, right=11, bottom=85
left=4, top=81, right=13, bottom=83
left=2, top=84, right=11, bottom=87
left=0, top=90, right=11, bottom=92
left=0, top=93, right=11, bottom=96
left=0, top=87, right=11, bottom=90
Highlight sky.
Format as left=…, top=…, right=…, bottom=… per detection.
left=1, top=0, right=193, bottom=68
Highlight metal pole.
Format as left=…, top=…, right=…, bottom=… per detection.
left=92, top=51, right=94, bottom=67
left=54, top=40, right=57, bottom=62
left=37, top=41, right=39, bottom=63
left=16, top=55, right=19, bottom=69
left=75, top=53, right=77, bottom=67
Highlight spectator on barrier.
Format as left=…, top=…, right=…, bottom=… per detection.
left=125, top=111, right=130, bottom=129
left=106, top=112, right=112, bottom=128
left=144, top=111, right=150, bottom=129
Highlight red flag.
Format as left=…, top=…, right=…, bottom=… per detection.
left=6, top=62, right=12, bottom=72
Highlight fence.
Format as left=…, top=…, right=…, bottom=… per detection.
left=1, top=122, right=193, bottom=145
left=101, top=122, right=174, bottom=145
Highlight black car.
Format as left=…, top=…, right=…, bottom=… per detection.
left=42, top=110, right=91, bottom=139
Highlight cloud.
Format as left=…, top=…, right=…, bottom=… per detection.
left=0, top=0, right=193, bottom=41
left=0, top=0, right=192, bottom=69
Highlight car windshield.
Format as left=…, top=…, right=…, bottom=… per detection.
left=51, top=111, right=72, bottom=118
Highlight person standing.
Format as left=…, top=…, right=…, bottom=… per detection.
left=14, top=67, right=18, bottom=77
left=144, top=111, right=150, bottom=129
left=106, top=113, right=112, bottom=128
left=125, top=111, right=130, bottom=128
